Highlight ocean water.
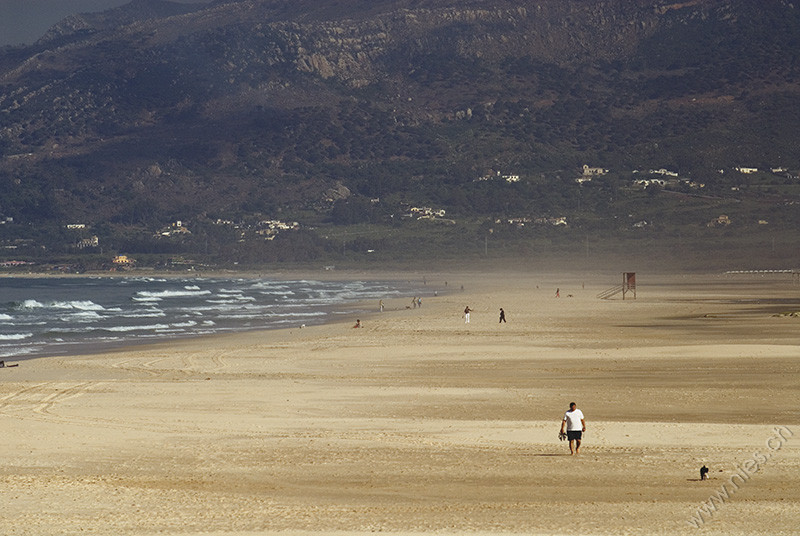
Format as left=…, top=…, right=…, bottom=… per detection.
left=0, top=277, right=425, bottom=360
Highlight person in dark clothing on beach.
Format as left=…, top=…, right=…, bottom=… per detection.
left=499, top=308, right=506, bottom=323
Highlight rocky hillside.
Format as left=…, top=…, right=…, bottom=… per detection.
left=0, top=0, right=799, bottom=265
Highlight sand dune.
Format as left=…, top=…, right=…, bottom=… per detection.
left=1, top=271, right=798, bottom=535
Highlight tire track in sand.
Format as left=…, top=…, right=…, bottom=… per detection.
left=33, top=382, right=95, bottom=416
left=0, top=381, right=94, bottom=420
left=0, top=380, right=179, bottom=433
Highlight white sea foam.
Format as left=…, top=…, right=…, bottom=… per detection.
left=0, top=346, right=38, bottom=357
left=135, top=290, right=212, bottom=299
left=208, top=296, right=256, bottom=303
left=278, top=301, right=331, bottom=308
left=48, top=327, right=92, bottom=334
left=257, top=288, right=296, bottom=295
left=121, top=310, right=166, bottom=318
left=219, top=311, right=325, bottom=320
left=19, top=299, right=105, bottom=311
left=270, top=311, right=327, bottom=317
left=103, top=324, right=171, bottom=332
left=192, top=303, right=263, bottom=313
left=251, top=283, right=293, bottom=292
left=63, top=300, right=105, bottom=310
left=171, top=321, right=197, bottom=328
left=1, top=277, right=418, bottom=360
left=0, top=333, right=33, bottom=340
left=63, top=311, right=103, bottom=322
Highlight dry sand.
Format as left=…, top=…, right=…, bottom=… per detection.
left=1, top=271, right=798, bottom=535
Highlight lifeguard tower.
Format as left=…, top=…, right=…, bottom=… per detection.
left=597, top=272, right=636, bottom=300
left=622, top=272, right=636, bottom=300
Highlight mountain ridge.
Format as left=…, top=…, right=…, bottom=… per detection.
left=1, top=0, right=799, bottom=266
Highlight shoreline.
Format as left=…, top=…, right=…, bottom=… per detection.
left=2, top=273, right=456, bottom=364
left=6, top=267, right=799, bottom=365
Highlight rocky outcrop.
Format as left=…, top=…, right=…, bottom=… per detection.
left=0, top=0, right=797, bottom=224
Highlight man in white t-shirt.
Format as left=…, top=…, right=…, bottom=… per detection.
left=560, top=402, right=586, bottom=455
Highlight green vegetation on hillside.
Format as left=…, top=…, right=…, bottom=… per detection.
left=1, top=0, right=800, bottom=269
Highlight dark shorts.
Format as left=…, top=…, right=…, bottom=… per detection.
left=567, top=430, right=582, bottom=441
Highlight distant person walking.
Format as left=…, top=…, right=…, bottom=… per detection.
left=379, top=300, right=384, bottom=312
left=555, top=288, right=560, bottom=298
left=464, top=306, right=472, bottom=323
left=499, top=308, right=506, bottom=323
left=560, top=402, right=586, bottom=455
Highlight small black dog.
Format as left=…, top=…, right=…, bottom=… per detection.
left=700, top=465, right=709, bottom=480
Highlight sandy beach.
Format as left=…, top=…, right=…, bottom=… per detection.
left=1, top=270, right=798, bottom=535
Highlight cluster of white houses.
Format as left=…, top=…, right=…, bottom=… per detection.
left=632, top=177, right=705, bottom=189
left=65, top=224, right=99, bottom=250
left=77, top=236, right=99, bottom=249
left=576, top=164, right=794, bottom=187
left=156, top=220, right=191, bottom=238
left=62, top=217, right=302, bottom=250
left=255, top=219, right=300, bottom=240
left=406, top=206, right=447, bottom=219
left=475, top=171, right=521, bottom=183
left=30, top=160, right=800, bottom=258
left=157, top=218, right=300, bottom=240
left=497, top=216, right=568, bottom=228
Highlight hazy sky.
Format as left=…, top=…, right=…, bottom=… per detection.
left=0, top=0, right=211, bottom=46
